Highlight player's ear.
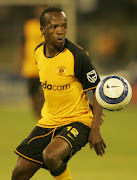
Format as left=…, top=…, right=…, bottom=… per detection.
left=40, top=26, right=44, bottom=37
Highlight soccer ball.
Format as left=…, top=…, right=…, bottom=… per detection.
left=95, top=76, right=132, bottom=111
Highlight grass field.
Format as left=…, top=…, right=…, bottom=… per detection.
left=0, top=103, right=137, bottom=180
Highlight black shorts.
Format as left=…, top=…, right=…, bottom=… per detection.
left=15, top=122, right=90, bottom=169
left=27, top=77, right=41, bottom=95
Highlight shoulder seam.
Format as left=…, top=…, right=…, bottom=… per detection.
left=34, top=41, right=44, bottom=52
left=66, top=40, right=88, bottom=57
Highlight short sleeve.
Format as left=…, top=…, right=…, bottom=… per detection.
left=34, top=48, right=38, bottom=65
left=34, top=42, right=44, bottom=65
left=74, top=52, right=100, bottom=91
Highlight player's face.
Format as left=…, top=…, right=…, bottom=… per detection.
left=41, top=11, right=67, bottom=50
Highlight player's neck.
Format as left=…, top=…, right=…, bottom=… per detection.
left=44, top=43, right=64, bottom=58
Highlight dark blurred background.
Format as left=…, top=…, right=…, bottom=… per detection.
left=0, top=0, right=137, bottom=104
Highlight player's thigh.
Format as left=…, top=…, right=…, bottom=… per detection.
left=15, top=126, right=53, bottom=169
left=43, top=122, right=90, bottom=162
left=56, top=122, right=90, bottom=159
left=12, top=156, right=41, bottom=178
left=43, top=137, right=71, bottom=162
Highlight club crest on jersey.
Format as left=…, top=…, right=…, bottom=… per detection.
left=57, top=66, right=66, bottom=75
left=86, top=70, right=97, bottom=83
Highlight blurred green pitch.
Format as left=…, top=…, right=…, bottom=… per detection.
left=0, top=103, right=137, bottom=180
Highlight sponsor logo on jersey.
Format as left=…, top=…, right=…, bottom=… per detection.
left=41, top=81, right=70, bottom=91
left=57, top=66, right=66, bottom=75
left=86, top=70, right=97, bottom=83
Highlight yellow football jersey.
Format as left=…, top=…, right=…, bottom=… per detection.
left=34, top=39, right=100, bottom=128
left=21, top=19, right=44, bottom=78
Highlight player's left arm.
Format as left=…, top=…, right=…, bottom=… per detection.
left=88, top=91, right=106, bottom=156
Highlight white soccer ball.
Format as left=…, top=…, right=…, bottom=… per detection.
left=95, top=76, right=132, bottom=111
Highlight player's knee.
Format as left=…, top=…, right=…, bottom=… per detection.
left=42, top=148, right=59, bottom=168
left=43, top=149, right=67, bottom=176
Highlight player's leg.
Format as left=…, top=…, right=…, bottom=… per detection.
left=27, top=77, right=44, bottom=119
left=42, top=122, right=90, bottom=179
left=11, top=156, right=41, bottom=180
left=42, top=137, right=72, bottom=180
left=53, top=166, right=72, bottom=180
left=12, top=126, right=51, bottom=179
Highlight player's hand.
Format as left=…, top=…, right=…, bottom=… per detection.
left=88, top=128, right=106, bottom=156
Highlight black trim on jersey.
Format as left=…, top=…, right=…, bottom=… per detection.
left=35, top=41, right=66, bottom=58
left=34, top=41, right=45, bottom=52
left=65, top=39, right=100, bottom=91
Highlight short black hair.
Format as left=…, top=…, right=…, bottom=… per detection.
left=40, top=7, right=64, bottom=27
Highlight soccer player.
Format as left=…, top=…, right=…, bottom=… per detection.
left=15, top=6, right=46, bottom=119
left=12, top=7, right=106, bottom=180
